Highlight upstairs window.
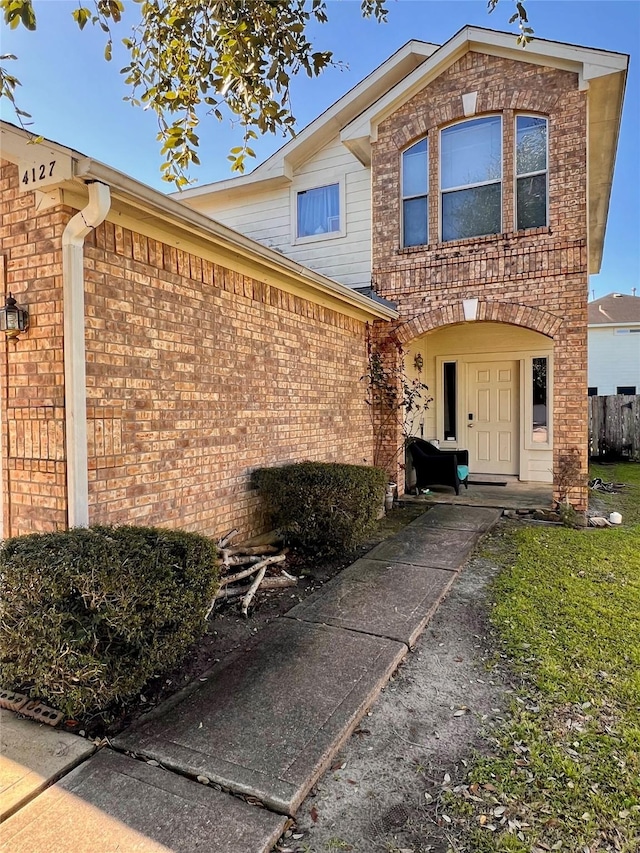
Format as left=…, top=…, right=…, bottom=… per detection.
left=441, top=116, right=502, bottom=241
left=516, top=116, right=548, bottom=230
left=402, top=138, right=428, bottom=247
left=296, top=183, right=340, bottom=239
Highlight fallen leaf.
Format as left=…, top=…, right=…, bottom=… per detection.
left=310, top=806, right=318, bottom=823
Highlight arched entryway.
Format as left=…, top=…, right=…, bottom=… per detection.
left=403, top=321, right=555, bottom=484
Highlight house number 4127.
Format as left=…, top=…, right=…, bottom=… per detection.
left=22, top=162, right=56, bottom=186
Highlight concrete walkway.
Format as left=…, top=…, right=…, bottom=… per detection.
left=0, top=504, right=501, bottom=853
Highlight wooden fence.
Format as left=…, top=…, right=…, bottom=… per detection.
left=589, top=395, right=640, bottom=459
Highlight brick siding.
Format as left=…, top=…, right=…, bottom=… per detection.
left=371, top=52, right=590, bottom=508
left=0, top=161, right=67, bottom=535
left=0, top=161, right=375, bottom=539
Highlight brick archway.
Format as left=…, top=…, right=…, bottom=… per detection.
left=393, top=300, right=562, bottom=345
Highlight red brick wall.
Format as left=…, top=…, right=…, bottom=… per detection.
left=0, top=162, right=376, bottom=539
left=83, top=221, right=373, bottom=538
left=371, top=51, right=589, bottom=508
left=0, top=160, right=67, bottom=535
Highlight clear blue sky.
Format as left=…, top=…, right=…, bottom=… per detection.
left=1, top=1, right=638, bottom=299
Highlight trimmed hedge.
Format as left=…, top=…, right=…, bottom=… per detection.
left=253, top=461, right=387, bottom=556
left=0, top=525, right=219, bottom=719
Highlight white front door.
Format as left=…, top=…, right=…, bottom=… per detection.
left=467, top=360, right=519, bottom=475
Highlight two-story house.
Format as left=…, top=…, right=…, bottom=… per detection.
left=588, top=292, right=640, bottom=396
left=178, top=26, right=628, bottom=509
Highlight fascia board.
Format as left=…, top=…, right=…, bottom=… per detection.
left=341, top=26, right=629, bottom=145
left=68, top=159, right=398, bottom=322
left=0, top=122, right=396, bottom=321
left=176, top=40, right=438, bottom=201
left=588, top=321, right=640, bottom=329
left=587, top=69, right=627, bottom=273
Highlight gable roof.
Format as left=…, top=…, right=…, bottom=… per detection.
left=588, top=293, right=640, bottom=325
left=176, top=38, right=438, bottom=200
left=0, top=121, right=397, bottom=323
left=179, top=25, right=628, bottom=275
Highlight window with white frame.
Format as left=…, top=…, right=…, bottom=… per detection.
left=402, top=138, right=428, bottom=247
left=516, top=115, right=548, bottom=230
left=532, top=356, right=549, bottom=443
left=443, top=361, right=457, bottom=441
left=296, top=183, right=340, bottom=239
left=440, top=116, right=502, bottom=242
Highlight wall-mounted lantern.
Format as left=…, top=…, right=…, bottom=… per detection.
left=0, top=293, right=29, bottom=340
left=413, top=352, right=424, bottom=372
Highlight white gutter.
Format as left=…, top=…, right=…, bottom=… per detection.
left=62, top=180, right=111, bottom=527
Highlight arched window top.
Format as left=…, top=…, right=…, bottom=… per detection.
left=440, top=115, right=502, bottom=191
left=401, top=137, right=429, bottom=248
left=440, top=116, right=502, bottom=242
left=516, top=115, right=548, bottom=230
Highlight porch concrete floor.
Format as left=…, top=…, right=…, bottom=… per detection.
left=400, top=476, right=553, bottom=511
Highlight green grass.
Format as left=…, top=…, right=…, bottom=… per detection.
left=451, top=463, right=640, bottom=852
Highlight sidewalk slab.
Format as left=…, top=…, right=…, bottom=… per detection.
left=114, top=619, right=406, bottom=816
left=407, top=505, right=502, bottom=532
left=366, top=525, right=479, bottom=570
left=285, top=558, right=457, bottom=647
left=0, top=708, right=96, bottom=821
left=0, top=749, right=286, bottom=853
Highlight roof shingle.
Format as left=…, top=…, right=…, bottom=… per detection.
left=588, top=293, right=640, bottom=325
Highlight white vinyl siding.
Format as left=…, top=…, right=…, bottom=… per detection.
left=186, top=135, right=371, bottom=289
left=588, top=325, right=640, bottom=395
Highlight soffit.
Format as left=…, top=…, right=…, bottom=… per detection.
left=0, top=121, right=397, bottom=323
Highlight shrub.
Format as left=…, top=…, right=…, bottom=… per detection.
left=253, top=461, right=387, bottom=557
left=0, top=525, right=219, bottom=719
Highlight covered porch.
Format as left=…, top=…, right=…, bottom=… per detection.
left=399, top=474, right=554, bottom=513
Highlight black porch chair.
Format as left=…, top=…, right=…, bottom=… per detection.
left=406, top=438, right=470, bottom=496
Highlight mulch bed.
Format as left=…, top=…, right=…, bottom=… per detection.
left=66, top=504, right=427, bottom=740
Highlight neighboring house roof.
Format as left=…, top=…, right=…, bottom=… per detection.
left=0, top=121, right=397, bottom=323
left=178, top=25, right=628, bottom=275
left=588, top=293, right=640, bottom=325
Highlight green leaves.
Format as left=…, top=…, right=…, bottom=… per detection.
left=72, top=7, right=92, bottom=31
left=1, top=0, right=534, bottom=185
left=1, top=0, right=36, bottom=31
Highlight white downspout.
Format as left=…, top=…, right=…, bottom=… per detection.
left=62, top=180, right=111, bottom=527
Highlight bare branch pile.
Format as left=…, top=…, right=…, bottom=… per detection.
left=206, top=529, right=296, bottom=618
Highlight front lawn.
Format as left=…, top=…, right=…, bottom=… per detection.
left=451, top=462, right=640, bottom=852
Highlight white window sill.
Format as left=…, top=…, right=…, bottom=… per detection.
left=293, top=229, right=346, bottom=246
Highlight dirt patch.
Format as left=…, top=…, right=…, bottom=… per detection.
left=72, top=505, right=428, bottom=738
left=284, top=537, right=514, bottom=853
